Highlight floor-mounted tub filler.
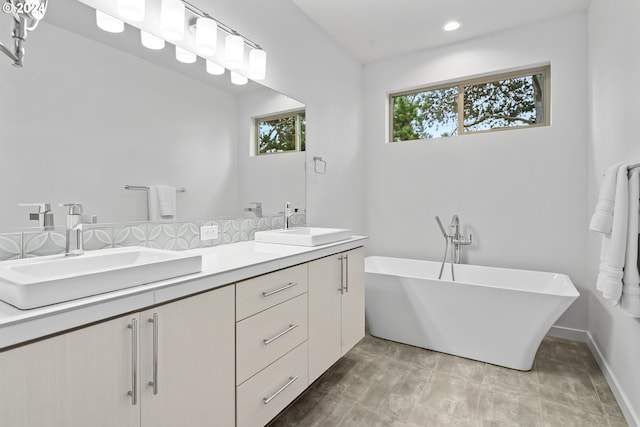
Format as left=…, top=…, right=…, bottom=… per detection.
left=364, top=257, right=579, bottom=370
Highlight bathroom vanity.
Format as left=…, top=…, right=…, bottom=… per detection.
left=0, top=237, right=366, bottom=427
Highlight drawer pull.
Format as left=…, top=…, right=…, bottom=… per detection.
left=263, top=376, right=299, bottom=405
left=127, top=318, right=138, bottom=406
left=263, top=324, right=299, bottom=345
left=262, top=282, right=298, bottom=297
left=148, top=313, right=159, bottom=395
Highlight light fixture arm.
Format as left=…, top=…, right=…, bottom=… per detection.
left=0, top=0, right=48, bottom=67
left=0, top=16, right=26, bottom=66
left=182, top=0, right=261, bottom=50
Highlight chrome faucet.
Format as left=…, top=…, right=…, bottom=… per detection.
left=450, top=215, right=472, bottom=264
left=244, top=202, right=263, bottom=217
left=283, top=202, right=293, bottom=229
left=18, top=202, right=54, bottom=230
left=60, top=203, right=97, bottom=256
left=435, top=214, right=473, bottom=281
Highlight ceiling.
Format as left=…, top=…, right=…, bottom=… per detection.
left=290, top=0, right=591, bottom=63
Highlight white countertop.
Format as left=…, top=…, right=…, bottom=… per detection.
left=0, top=237, right=368, bottom=349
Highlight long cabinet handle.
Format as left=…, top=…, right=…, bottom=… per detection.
left=148, top=313, right=159, bottom=395
left=263, top=376, right=299, bottom=405
left=262, top=282, right=298, bottom=297
left=263, top=324, right=299, bottom=345
left=345, top=253, right=349, bottom=293
left=338, top=255, right=344, bottom=294
left=127, top=318, right=138, bottom=406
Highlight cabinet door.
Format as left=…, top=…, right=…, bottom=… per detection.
left=341, top=247, right=365, bottom=355
left=139, top=285, right=235, bottom=427
left=0, top=316, right=139, bottom=427
left=308, top=253, right=343, bottom=383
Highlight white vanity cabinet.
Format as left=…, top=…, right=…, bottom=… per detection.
left=0, top=284, right=235, bottom=427
left=0, top=240, right=367, bottom=427
left=235, top=264, right=309, bottom=427
left=0, top=315, right=139, bottom=427
left=308, top=247, right=365, bottom=382
left=138, top=284, right=235, bottom=427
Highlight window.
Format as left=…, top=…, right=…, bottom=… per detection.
left=255, top=110, right=306, bottom=155
left=390, top=66, right=550, bottom=142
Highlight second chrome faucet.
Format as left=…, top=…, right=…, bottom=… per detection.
left=60, top=203, right=97, bottom=256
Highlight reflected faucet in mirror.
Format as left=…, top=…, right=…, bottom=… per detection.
left=244, top=202, right=263, bottom=218
left=60, top=203, right=97, bottom=256
left=18, top=203, right=54, bottom=230
left=284, top=202, right=293, bottom=229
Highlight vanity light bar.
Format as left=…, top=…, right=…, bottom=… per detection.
left=96, top=0, right=266, bottom=82
left=181, top=0, right=262, bottom=51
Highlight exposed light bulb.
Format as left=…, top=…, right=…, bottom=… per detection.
left=224, top=34, right=244, bottom=70
left=117, top=0, right=145, bottom=22
left=248, top=48, right=266, bottom=80
left=206, top=60, right=225, bottom=75
left=196, top=17, right=217, bottom=57
left=176, top=46, right=196, bottom=64
left=230, top=71, right=248, bottom=85
left=141, top=31, right=165, bottom=50
left=160, top=0, right=185, bottom=41
left=96, top=10, right=124, bottom=33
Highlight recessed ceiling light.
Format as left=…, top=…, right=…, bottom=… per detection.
left=443, top=21, right=461, bottom=32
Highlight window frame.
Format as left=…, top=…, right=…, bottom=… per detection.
left=254, top=109, right=306, bottom=156
left=388, top=65, right=551, bottom=142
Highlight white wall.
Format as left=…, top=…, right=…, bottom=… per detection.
left=588, top=0, right=640, bottom=423
left=363, top=13, right=589, bottom=330
left=236, top=89, right=306, bottom=216
left=0, top=20, right=238, bottom=227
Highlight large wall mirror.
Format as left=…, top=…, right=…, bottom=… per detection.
left=0, top=0, right=306, bottom=230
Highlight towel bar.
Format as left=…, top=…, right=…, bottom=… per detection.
left=124, top=185, right=187, bottom=192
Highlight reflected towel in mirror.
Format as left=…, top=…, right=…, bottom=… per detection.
left=148, top=185, right=176, bottom=220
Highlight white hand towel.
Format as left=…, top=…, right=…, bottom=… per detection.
left=156, top=185, right=176, bottom=218
left=596, top=164, right=629, bottom=301
left=148, top=185, right=176, bottom=221
left=590, top=162, right=625, bottom=233
left=621, top=169, right=640, bottom=317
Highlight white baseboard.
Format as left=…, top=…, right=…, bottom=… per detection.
left=547, top=326, right=639, bottom=427
left=547, top=325, right=589, bottom=342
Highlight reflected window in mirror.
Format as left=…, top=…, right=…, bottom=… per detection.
left=255, top=110, right=306, bottom=155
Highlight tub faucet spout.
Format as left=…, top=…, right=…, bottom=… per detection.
left=450, top=214, right=472, bottom=264
left=435, top=214, right=473, bottom=281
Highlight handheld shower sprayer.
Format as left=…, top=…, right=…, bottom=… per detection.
left=435, top=216, right=448, bottom=239
left=0, top=0, right=48, bottom=66
left=434, top=216, right=452, bottom=280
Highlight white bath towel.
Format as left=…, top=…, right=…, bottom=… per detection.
left=596, top=164, right=629, bottom=301
left=148, top=185, right=176, bottom=221
left=590, top=162, right=625, bottom=233
left=621, top=169, right=640, bottom=317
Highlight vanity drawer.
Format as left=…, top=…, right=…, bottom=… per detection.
left=236, top=293, right=308, bottom=385
left=236, top=264, right=308, bottom=321
left=236, top=341, right=309, bottom=427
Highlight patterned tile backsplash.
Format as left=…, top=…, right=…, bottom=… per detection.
left=0, top=213, right=306, bottom=262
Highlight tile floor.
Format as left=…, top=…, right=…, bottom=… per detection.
left=269, top=335, right=628, bottom=427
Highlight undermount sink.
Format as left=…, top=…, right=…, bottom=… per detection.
left=254, top=227, right=352, bottom=247
left=0, top=247, right=202, bottom=309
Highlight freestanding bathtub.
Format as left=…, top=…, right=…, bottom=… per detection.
left=364, top=256, right=579, bottom=370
